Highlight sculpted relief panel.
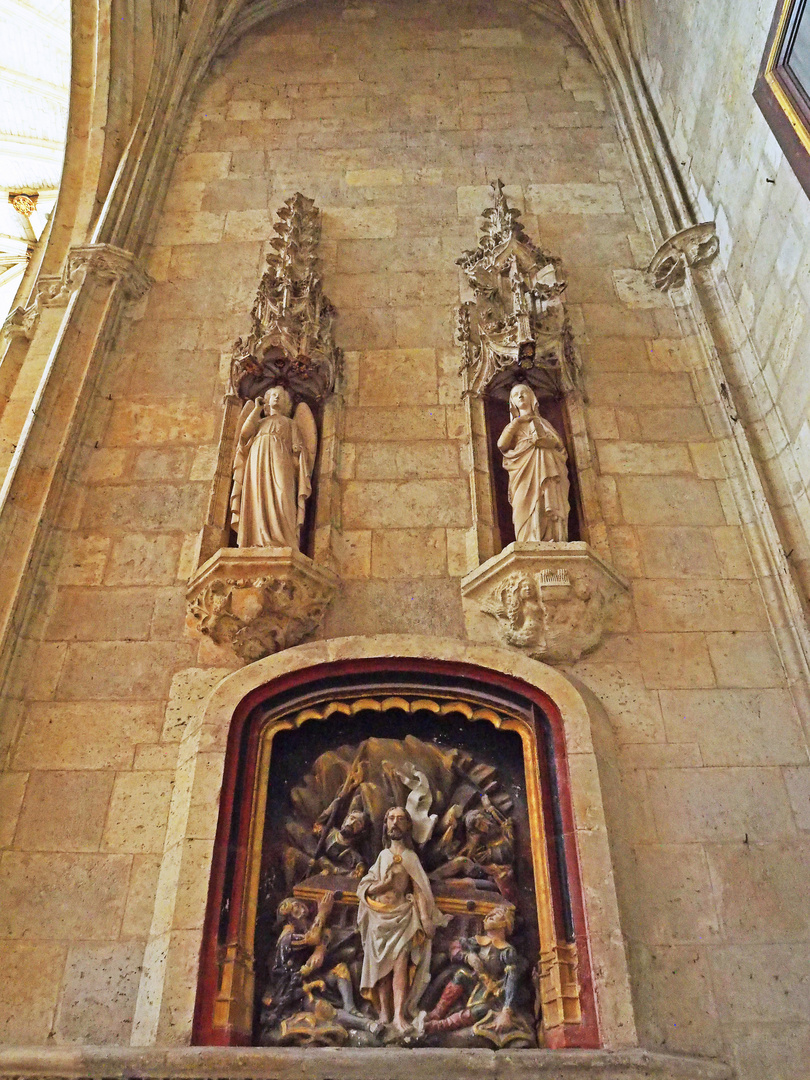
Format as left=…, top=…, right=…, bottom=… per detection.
left=258, top=730, right=539, bottom=1048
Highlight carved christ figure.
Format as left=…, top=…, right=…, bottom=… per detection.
left=231, top=386, right=317, bottom=549
left=356, top=806, right=447, bottom=1033
left=497, top=383, right=570, bottom=543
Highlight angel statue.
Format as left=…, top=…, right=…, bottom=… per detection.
left=230, top=385, right=318, bottom=549
left=497, top=383, right=569, bottom=543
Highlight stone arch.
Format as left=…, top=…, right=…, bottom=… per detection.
left=131, top=636, right=636, bottom=1051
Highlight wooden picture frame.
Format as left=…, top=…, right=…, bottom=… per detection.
left=754, top=0, right=810, bottom=196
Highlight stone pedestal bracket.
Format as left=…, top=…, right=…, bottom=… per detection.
left=461, top=542, right=629, bottom=664
left=186, top=548, right=339, bottom=664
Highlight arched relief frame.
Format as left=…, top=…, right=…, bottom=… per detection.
left=198, top=683, right=588, bottom=1048
left=130, top=637, right=637, bottom=1052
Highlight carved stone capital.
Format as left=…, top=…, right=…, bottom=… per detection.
left=1, top=305, right=32, bottom=342
left=461, top=542, right=628, bottom=664
left=648, top=222, right=719, bottom=291
left=186, top=547, right=339, bottom=664
left=67, top=243, right=154, bottom=301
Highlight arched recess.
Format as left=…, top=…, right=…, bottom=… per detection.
left=131, top=637, right=637, bottom=1052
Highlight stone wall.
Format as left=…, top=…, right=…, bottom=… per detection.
left=0, top=1, right=808, bottom=1076
left=634, top=0, right=810, bottom=603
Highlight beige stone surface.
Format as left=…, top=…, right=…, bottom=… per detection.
left=635, top=633, right=715, bottom=689
left=56, top=642, right=196, bottom=700
left=617, top=476, right=725, bottom=527
left=658, top=689, right=806, bottom=766
left=105, top=534, right=183, bottom=586
left=13, top=771, right=114, bottom=852
left=0, top=852, right=131, bottom=938
left=0, top=941, right=67, bottom=1043
left=705, top=631, right=785, bottom=687
left=646, top=767, right=797, bottom=842
left=632, top=579, right=768, bottom=632
left=630, top=943, right=724, bottom=1056
left=0, top=773, right=27, bottom=847
left=54, top=942, right=145, bottom=1044
left=370, top=528, right=446, bottom=578
left=597, top=441, right=692, bottom=475
left=705, top=841, right=810, bottom=943
left=342, top=479, right=469, bottom=529
left=636, top=527, right=721, bottom=579
left=354, top=442, right=459, bottom=480
left=626, top=845, right=720, bottom=945
left=102, top=772, right=174, bottom=854
left=121, top=855, right=162, bottom=938
left=58, top=535, right=111, bottom=586
left=12, top=703, right=163, bottom=770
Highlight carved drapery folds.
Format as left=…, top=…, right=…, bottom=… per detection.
left=456, top=180, right=580, bottom=400
left=186, top=193, right=340, bottom=665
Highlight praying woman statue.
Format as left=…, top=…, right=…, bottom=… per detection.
left=230, top=385, right=318, bottom=549
left=497, top=383, right=570, bottom=543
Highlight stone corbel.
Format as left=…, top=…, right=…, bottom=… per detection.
left=186, top=547, right=339, bottom=664
left=3, top=247, right=153, bottom=347
left=67, top=243, right=154, bottom=301
left=1, top=306, right=33, bottom=343
left=461, top=542, right=628, bottom=664
left=647, top=222, right=719, bottom=291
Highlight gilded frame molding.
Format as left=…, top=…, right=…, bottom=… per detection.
left=196, top=665, right=598, bottom=1049
left=754, top=0, right=810, bottom=196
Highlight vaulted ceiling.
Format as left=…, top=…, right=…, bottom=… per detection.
left=0, top=0, right=69, bottom=316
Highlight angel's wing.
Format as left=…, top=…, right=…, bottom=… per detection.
left=480, top=585, right=507, bottom=620
left=236, top=399, right=254, bottom=443
left=293, top=401, right=318, bottom=475
left=230, top=400, right=258, bottom=530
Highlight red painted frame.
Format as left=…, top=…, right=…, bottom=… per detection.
left=192, top=656, right=601, bottom=1049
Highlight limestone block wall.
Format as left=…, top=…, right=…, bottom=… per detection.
left=0, top=1, right=808, bottom=1075
left=633, top=0, right=810, bottom=601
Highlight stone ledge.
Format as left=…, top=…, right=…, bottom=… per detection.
left=0, top=1047, right=732, bottom=1080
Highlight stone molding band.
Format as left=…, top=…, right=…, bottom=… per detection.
left=0, top=1046, right=733, bottom=1079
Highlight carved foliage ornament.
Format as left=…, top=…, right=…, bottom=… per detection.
left=230, top=193, right=340, bottom=403
left=455, top=180, right=580, bottom=399
left=186, top=548, right=339, bottom=664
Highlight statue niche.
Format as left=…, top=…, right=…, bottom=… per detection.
left=455, top=180, right=583, bottom=552
left=185, top=193, right=340, bottom=664
left=257, top=731, right=538, bottom=1049
left=231, top=386, right=318, bottom=550
left=457, top=182, right=629, bottom=664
